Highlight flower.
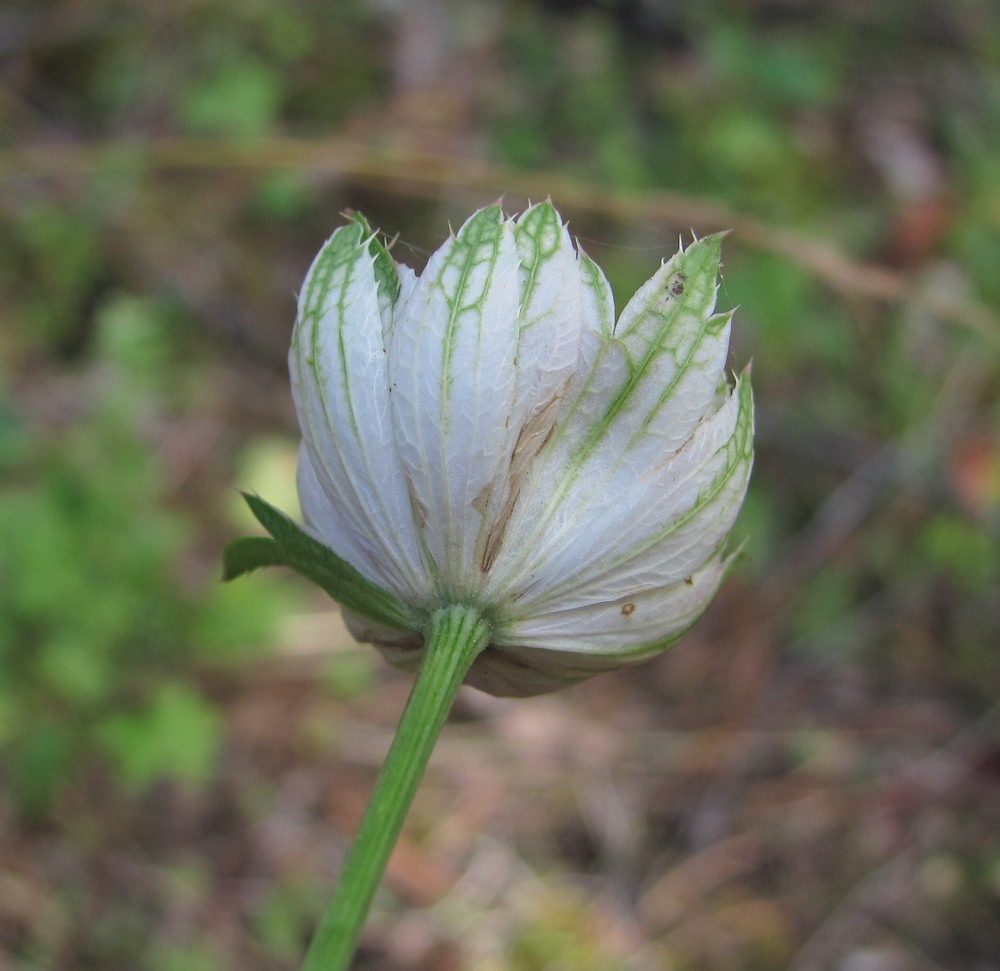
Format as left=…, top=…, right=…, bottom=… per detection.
left=230, top=202, right=753, bottom=697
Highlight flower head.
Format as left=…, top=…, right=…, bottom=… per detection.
left=229, top=202, right=753, bottom=696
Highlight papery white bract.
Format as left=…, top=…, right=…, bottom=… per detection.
left=286, top=202, right=752, bottom=696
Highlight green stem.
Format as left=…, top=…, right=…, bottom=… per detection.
left=301, top=604, right=491, bottom=971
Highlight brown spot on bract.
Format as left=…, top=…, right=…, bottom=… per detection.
left=480, top=392, right=566, bottom=573
left=404, top=472, right=429, bottom=529
left=472, top=482, right=493, bottom=518
left=684, top=576, right=694, bottom=585
left=621, top=603, right=635, bottom=616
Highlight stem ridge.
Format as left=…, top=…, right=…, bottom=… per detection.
left=302, top=604, right=490, bottom=971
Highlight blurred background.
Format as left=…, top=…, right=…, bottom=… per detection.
left=2, top=1, right=1000, bottom=968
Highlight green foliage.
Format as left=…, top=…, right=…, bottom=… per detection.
left=0, top=297, right=285, bottom=817
left=322, top=649, right=379, bottom=699
left=181, top=58, right=284, bottom=138
left=917, top=513, right=999, bottom=592
left=151, top=942, right=226, bottom=971
left=97, top=682, right=224, bottom=790
left=2, top=200, right=106, bottom=353
left=702, top=20, right=840, bottom=109
left=508, top=887, right=631, bottom=971
left=789, top=565, right=865, bottom=660
left=253, top=877, right=324, bottom=962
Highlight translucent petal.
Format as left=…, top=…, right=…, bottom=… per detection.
left=476, top=204, right=586, bottom=572
left=513, top=375, right=753, bottom=612
left=388, top=204, right=521, bottom=595
left=545, top=250, right=618, bottom=448
left=487, top=235, right=734, bottom=601
left=295, top=445, right=387, bottom=585
left=359, top=554, right=733, bottom=696
left=551, top=234, right=731, bottom=467
left=510, top=203, right=584, bottom=416
left=499, top=551, right=734, bottom=655
left=610, top=235, right=731, bottom=451
left=289, top=222, right=429, bottom=602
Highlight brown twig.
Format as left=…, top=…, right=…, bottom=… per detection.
left=2, top=136, right=998, bottom=344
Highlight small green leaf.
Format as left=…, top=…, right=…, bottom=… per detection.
left=222, top=535, right=285, bottom=580
left=230, top=493, right=422, bottom=632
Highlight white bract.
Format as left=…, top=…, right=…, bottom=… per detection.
left=288, top=202, right=753, bottom=696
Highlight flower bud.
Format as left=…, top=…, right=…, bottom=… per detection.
left=227, top=203, right=753, bottom=696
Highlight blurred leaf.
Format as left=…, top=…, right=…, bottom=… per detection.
left=0, top=395, right=31, bottom=471
left=252, top=172, right=315, bottom=221
left=93, top=293, right=174, bottom=381
left=917, top=513, right=999, bottom=591
left=37, top=632, right=111, bottom=707
left=323, top=650, right=378, bottom=699
left=196, top=573, right=297, bottom=659
left=8, top=717, right=78, bottom=818
left=253, top=878, right=322, bottom=961
left=789, top=565, right=863, bottom=659
left=230, top=437, right=302, bottom=527
left=97, top=682, right=223, bottom=790
left=181, top=59, right=282, bottom=138
left=151, top=942, right=224, bottom=971
left=704, top=21, right=838, bottom=108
